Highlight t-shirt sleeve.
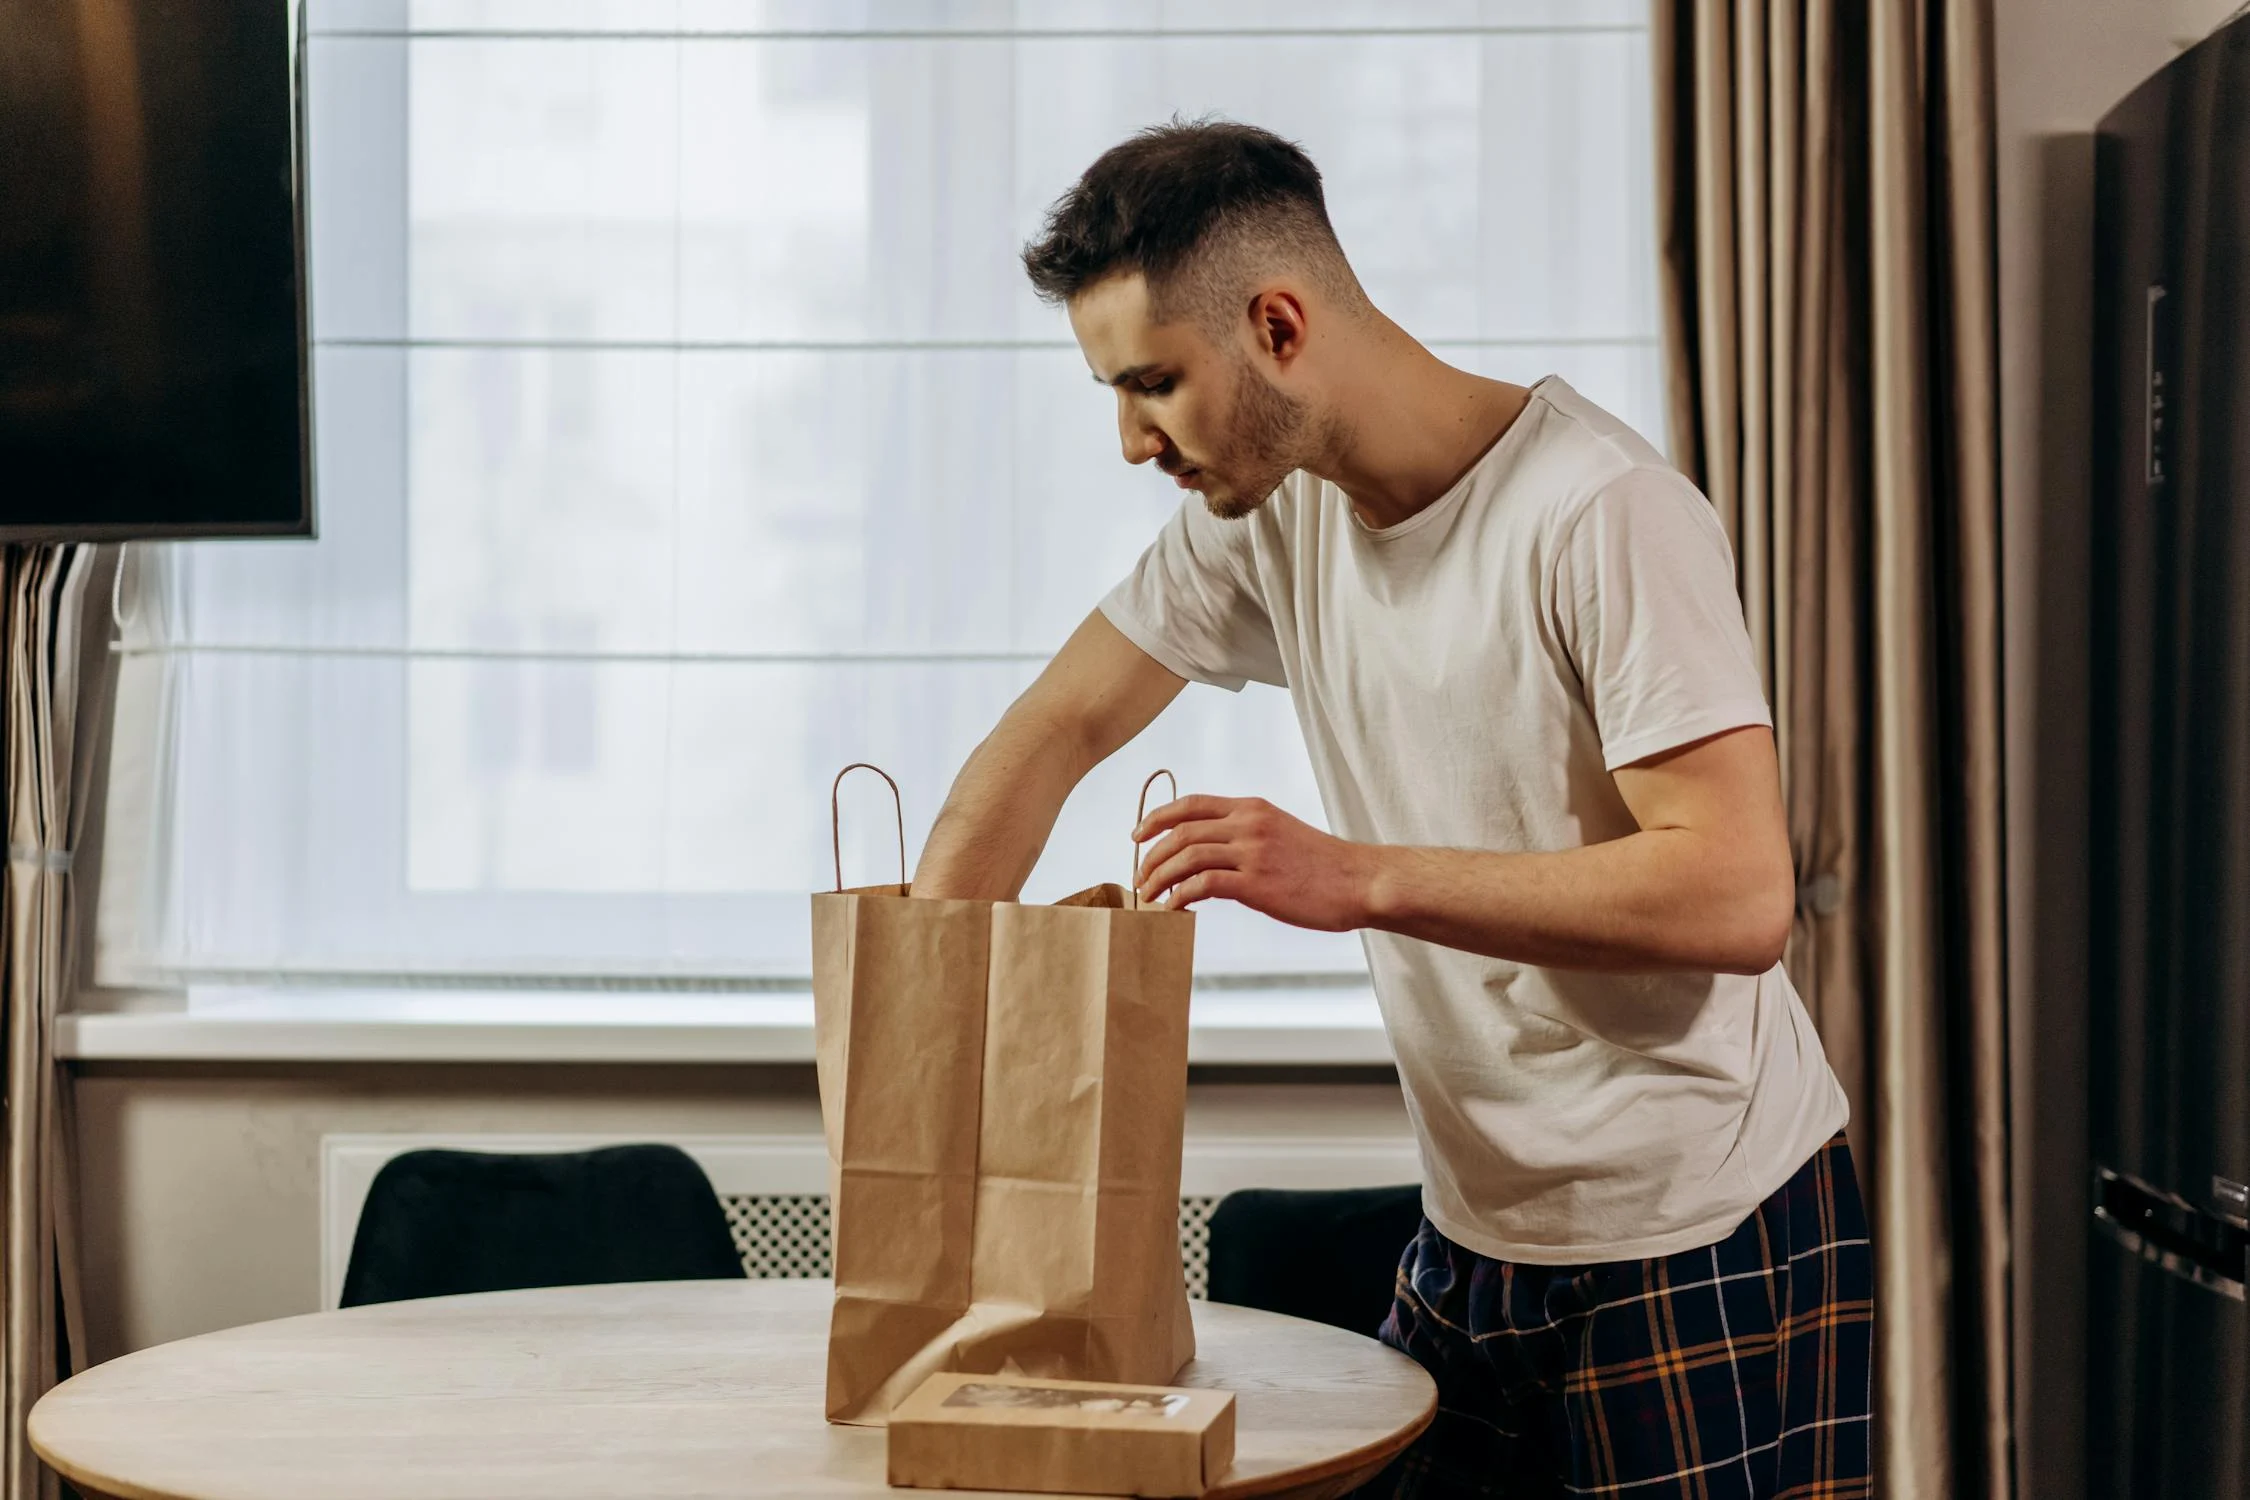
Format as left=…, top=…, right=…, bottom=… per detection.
left=1552, top=466, right=1774, bottom=771
left=1099, top=498, right=1286, bottom=692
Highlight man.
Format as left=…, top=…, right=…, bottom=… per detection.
left=910, top=120, right=1871, bottom=1499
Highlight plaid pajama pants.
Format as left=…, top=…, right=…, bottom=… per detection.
left=1360, top=1134, right=1873, bottom=1499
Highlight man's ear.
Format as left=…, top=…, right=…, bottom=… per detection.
left=1246, top=288, right=1310, bottom=367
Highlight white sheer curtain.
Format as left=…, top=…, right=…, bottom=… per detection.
left=96, top=0, right=1662, bottom=996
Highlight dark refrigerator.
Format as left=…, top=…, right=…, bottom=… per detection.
left=2090, top=13, right=2250, bottom=1499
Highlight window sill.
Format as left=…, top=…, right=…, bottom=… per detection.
left=57, top=988, right=1391, bottom=1066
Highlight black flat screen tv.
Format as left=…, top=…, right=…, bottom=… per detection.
left=0, top=0, right=314, bottom=541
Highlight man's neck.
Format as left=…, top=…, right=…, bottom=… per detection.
left=1307, top=322, right=1534, bottom=531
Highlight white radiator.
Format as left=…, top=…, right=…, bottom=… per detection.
left=319, top=1131, right=1421, bottom=1311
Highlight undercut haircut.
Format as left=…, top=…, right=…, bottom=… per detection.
left=1021, top=118, right=1368, bottom=333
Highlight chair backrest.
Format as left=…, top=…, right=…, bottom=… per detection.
left=1204, top=1184, right=1424, bottom=1339
left=339, top=1143, right=746, bottom=1308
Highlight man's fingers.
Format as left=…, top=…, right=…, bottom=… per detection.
left=1165, top=869, right=1247, bottom=911
left=1137, top=842, right=1239, bottom=904
left=1133, top=818, right=1232, bottom=885
left=1133, top=794, right=1234, bottom=842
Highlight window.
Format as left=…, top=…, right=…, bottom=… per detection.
left=95, top=0, right=1662, bottom=1001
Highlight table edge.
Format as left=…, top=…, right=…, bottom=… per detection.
left=1209, top=1387, right=1435, bottom=1500
left=35, top=1389, right=1438, bottom=1500
left=28, top=1420, right=160, bottom=1500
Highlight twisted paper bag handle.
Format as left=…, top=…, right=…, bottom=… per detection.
left=1130, top=769, right=1179, bottom=911
left=830, top=763, right=905, bottom=893
left=830, top=763, right=1178, bottom=907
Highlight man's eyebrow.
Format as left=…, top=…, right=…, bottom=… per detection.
left=1095, top=363, right=1162, bottom=388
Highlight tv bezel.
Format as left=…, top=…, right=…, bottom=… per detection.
left=0, top=0, right=318, bottom=545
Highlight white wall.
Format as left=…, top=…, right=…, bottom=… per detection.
left=1992, top=4, right=2244, bottom=1499
left=69, top=1062, right=1410, bottom=1363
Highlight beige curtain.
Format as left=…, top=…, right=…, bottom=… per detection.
left=1653, top=3, right=2009, bottom=1498
left=2, top=545, right=103, bottom=1500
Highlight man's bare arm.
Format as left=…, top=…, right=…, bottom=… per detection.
left=911, top=610, right=1185, bottom=900
left=1132, top=726, right=1796, bottom=974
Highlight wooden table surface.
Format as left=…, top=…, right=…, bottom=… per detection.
left=31, top=1279, right=1436, bottom=1500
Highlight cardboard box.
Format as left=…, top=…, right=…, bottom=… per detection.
left=886, top=1371, right=1236, bottom=1497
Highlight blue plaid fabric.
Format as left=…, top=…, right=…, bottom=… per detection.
left=1361, top=1133, right=1874, bottom=1499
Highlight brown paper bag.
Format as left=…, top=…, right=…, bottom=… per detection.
left=813, top=765, right=1198, bottom=1426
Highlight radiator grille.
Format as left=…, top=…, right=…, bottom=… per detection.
left=718, top=1192, right=1225, bottom=1298
left=721, top=1193, right=833, bottom=1282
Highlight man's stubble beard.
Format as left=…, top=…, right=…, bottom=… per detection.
left=1202, top=358, right=1318, bottom=521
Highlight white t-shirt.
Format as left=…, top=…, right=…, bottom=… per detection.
left=1100, top=376, right=1849, bottom=1263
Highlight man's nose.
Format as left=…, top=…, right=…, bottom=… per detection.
left=1117, top=399, right=1165, bottom=466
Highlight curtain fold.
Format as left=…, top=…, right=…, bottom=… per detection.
left=2, top=544, right=101, bottom=1500
left=1653, top=3, right=2010, bottom=1497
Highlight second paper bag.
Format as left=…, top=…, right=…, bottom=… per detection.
left=812, top=772, right=1197, bottom=1426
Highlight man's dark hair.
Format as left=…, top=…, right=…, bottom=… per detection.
left=1022, top=118, right=1366, bottom=330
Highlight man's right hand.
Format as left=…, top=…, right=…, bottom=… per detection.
left=909, top=609, right=1185, bottom=901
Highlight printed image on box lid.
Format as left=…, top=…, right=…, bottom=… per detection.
left=943, top=1384, right=1195, bottom=1418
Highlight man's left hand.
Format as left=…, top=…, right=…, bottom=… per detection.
left=1133, top=795, right=1374, bottom=931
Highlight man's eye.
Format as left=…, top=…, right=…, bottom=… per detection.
left=1141, top=379, right=1174, bottom=396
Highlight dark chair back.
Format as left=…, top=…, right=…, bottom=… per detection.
left=339, top=1143, right=746, bottom=1308
left=1204, top=1184, right=1424, bottom=1339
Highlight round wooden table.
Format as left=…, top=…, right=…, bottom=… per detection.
left=31, top=1280, right=1435, bottom=1500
